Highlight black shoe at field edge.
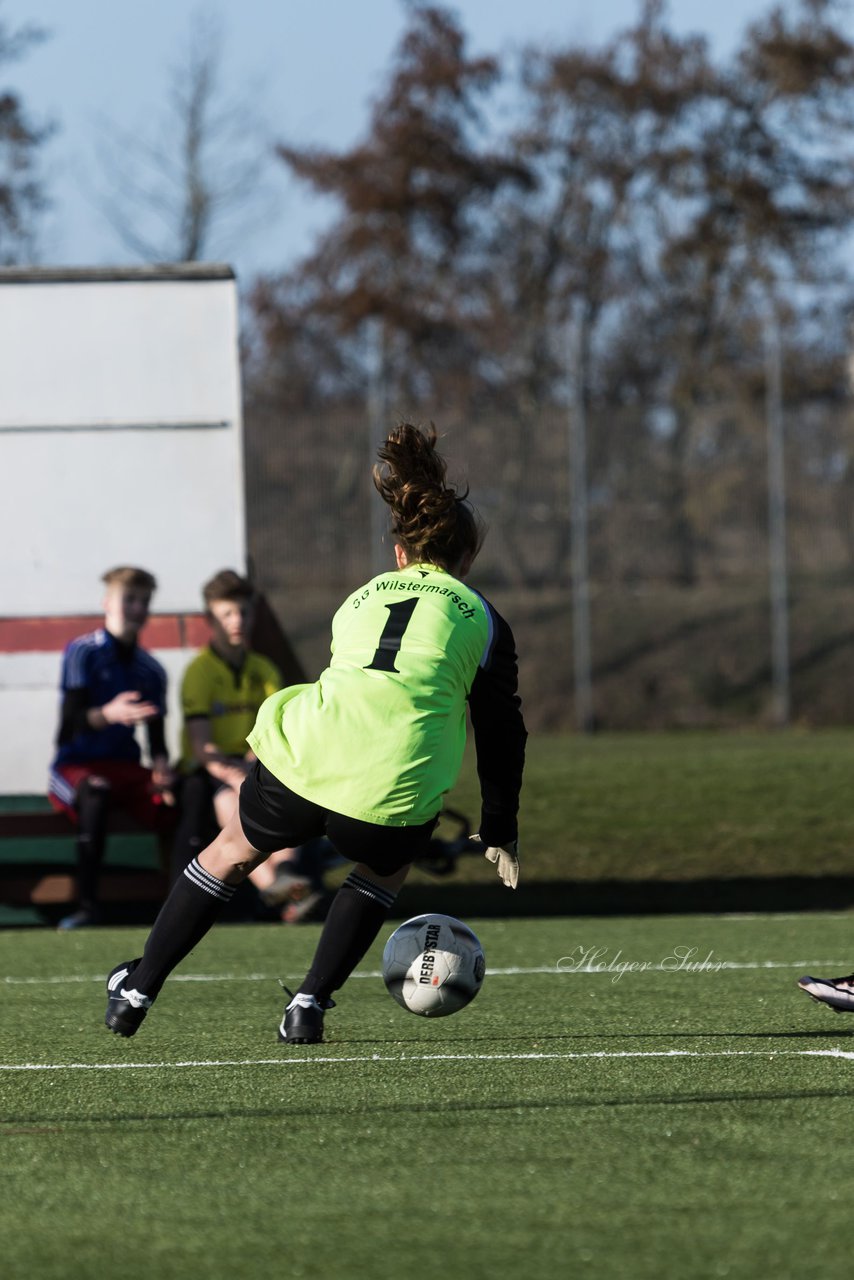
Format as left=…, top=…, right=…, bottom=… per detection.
left=105, top=958, right=151, bottom=1037
left=798, top=972, right=854, bottom=1013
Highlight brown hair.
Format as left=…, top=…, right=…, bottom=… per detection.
left=101, top=566, right=157, bottom=592
left=372, top=423, right=483, bottom=571
left=202, top=568, right=254, bottom=608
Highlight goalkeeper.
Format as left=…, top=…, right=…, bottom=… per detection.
left=104, top=423, right=526, bottom=1044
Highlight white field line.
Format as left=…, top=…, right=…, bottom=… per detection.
left=5, top=1048, right=854, bottom=1072
left=2, top=960, right=851, bottom=986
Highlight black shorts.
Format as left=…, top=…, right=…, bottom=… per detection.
left=238, top=760, right=438, bottom=878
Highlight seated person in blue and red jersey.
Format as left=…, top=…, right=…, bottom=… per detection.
left=48, top=566, right=176, bottom=930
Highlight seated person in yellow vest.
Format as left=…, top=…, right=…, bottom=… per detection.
left=172, top=569, right=299, bottom=905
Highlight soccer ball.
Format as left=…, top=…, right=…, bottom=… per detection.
left=382, top=913, right=485, bottom=1017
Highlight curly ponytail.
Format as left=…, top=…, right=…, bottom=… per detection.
left=372, top=423, right=483, bottom=571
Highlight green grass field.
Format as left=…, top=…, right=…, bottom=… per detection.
left=7, top=730, right=854, bottom=909
left=5, top=913, right=854, bottom=1279
left=446, top=729, right=854, bottom=880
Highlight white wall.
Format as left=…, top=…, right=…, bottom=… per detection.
left=0, top=267, right=246, bottom=793
left=1, top=424, right=244, bottom=614
left=0, top=269, right=245, bottom=615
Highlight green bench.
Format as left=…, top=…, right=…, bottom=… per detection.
left=0, top=799, right=169, bottom=912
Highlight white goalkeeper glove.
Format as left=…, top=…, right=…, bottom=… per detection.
left=477, top=838, right=520, bottom=889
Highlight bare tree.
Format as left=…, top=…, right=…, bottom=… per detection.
left=92, top=10, right=274, bottom=262
left=492, top=0, right=854, bottom=585
left=0, top=8, right=51, bottom=263
left=255, top=6, right=530, bottom=402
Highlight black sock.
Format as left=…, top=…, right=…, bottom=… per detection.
left=76, top=780, right=109, bottom=909
left=298, top=871, right=397, bottom=1003
left=130, top=858, right=235, bottom=999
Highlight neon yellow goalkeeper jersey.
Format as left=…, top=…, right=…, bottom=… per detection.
left=247, top=563, right=494, bottom=826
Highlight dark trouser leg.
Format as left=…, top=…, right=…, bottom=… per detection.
left=171, top=771, right=218, bottom=881
left=75, top=778, right=110, bottom=909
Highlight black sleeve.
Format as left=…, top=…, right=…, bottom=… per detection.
left=146, top=716, right=167, bottom=760
left=467, top=602, right=527, bottom=847
left=57, top=688, right=93, bottom=745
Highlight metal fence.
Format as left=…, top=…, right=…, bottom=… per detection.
left=243, top=390, right=854, bottom=732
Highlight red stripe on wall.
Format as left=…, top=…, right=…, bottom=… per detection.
left=0, top=614, right=210, bottom=654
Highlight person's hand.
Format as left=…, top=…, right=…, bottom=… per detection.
left=471, top=836, right=520, bottom=889
left=205, top=755, right=250, bottom=793
left=151, top=756, right=176, bottom=790
left=101, top=690, right=159, bottom=726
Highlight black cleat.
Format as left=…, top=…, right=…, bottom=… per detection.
left=277, top=992, right=335, bottom=1044
left=105, top=958, right=151, bottom=1037
left=798, top=973, right=854, bottom=1013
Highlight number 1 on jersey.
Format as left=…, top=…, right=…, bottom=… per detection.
left=365, top=599, right=419, bottom=672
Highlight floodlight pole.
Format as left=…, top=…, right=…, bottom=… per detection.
left=764, top=303, right=790, bottom=727
left=569, top=297, right=594, bottom=733
left=367, top=317, right=389, bottom=577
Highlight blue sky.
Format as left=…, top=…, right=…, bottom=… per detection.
left=3, top=0, right=841, bottom=284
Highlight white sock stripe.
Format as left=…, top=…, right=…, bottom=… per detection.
left=344, top=873, right=396, bottom=908
left=187, top=858, right=228, bottom=892
left=186, top=859, right=235, bottom=899
left=183, top=859, right=234, bottom=902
